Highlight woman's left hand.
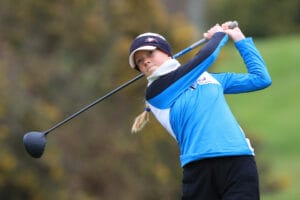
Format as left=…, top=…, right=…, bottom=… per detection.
left=222, top=21, right=246, bottom=42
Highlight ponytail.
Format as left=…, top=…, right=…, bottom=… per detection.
left=131, top=106, right=151, bottom=133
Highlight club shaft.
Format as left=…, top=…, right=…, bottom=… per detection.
left=43, top=23, right=239, bottom=135
left=44, top=73, right=144, bottom=135
left=172, top=21, right=238, bottom=58
left=173, top=38, right=207, bottom=58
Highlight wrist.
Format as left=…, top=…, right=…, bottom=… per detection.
left=232, top=35, right=245, bottom=42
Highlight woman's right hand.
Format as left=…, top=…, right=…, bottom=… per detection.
left=203, top=24, right=224, bottom=40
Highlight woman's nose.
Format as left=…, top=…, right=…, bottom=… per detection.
left=143, top=57, right=151, bottom=66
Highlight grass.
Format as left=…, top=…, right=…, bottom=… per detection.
left=212, top=35, right=300, bottom=200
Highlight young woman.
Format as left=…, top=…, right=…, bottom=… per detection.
left=129, top=21, right=272, bottom=200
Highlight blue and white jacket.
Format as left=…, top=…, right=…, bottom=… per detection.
left=145, top=32, right=272, bottom=167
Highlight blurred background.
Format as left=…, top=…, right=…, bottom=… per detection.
left=0, top=0, right=299, bottom=199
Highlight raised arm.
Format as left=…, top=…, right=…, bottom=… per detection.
left=212, top=22, right=272, bottom=93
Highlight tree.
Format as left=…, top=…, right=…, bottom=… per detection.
left=0, top=0, right=196, bottom=199
left=205, top=0, right=300, bottom=37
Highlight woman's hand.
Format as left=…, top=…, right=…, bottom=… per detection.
left=221, top=21, right=245, bottom=42
left=203, top=21, right=246, bottom=42
left=203, top=24, right=224, bottom=40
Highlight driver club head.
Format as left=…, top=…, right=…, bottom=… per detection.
left=23, top=131, right=46, bottom=158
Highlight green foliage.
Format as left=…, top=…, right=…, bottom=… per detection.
left=0, top=0, right=195, bottom=199
left=205, top=0, right=300, bottom=37
left=0, top=0, right=299, bottom=199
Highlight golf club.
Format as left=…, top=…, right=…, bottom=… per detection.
left=23, top=21, right=238, bottom=158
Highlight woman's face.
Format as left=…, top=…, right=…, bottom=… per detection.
left=134, top=49, right=171, bottom=76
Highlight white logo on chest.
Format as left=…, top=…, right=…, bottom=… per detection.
left=196, top=72, right=219, bottom=85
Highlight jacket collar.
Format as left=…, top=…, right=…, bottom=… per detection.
left=147, top=59, right=181, bottom=86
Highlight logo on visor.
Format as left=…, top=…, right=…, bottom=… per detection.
left=145, top=37, right=158, bottom=43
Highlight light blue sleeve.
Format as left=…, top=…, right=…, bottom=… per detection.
left=212, top=38, right=272, bottom=94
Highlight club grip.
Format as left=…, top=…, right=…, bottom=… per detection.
left=229, top=21, right=239, bottom=29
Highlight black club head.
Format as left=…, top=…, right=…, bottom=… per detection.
left=23, top=131, right=46, bottom=158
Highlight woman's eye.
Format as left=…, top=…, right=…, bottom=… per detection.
left=148, top=51, right=154, bottom=57
left=135, top=51, right=154, bottom=65
left=136, top=58, right=143, bottom=64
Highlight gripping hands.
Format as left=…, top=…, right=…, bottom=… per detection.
left=204, top=21, right=245, bottom=42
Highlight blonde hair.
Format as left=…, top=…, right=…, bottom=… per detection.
left=131, top=106, right=151, bottom=133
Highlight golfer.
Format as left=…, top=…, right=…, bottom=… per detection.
left=129, top=21, right=272, bottom=200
